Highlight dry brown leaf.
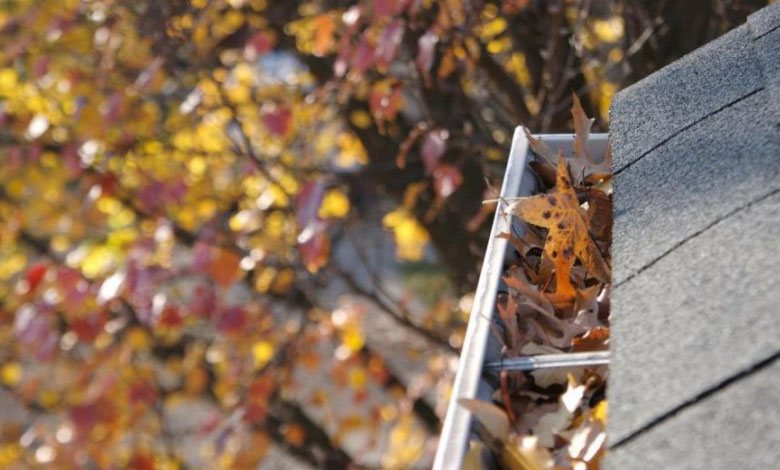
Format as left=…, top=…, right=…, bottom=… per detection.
left=458, top=398, right=510, bottom=442
left=511, top=154, right=610, bottom=303
left=497, top=293, right=520, bottom=351
left=571, top=93, right=595, bottom=165
left=585, top=189, right=612, bottom=242
left=531, top=375, right=585, bottom=447
left=524, top=127, right=556, bottom=165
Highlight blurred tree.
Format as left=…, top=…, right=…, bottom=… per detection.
left=0, top=0, right=766, bottom=469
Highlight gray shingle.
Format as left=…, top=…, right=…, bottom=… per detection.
left=612, top=89, right=780, bottom=285
left=606, top=358, right=780, bottom=470
left=608, top=189, right=780, bottom=443
left=747, top=1, right=780, bottom=38
left=609, top=24, right=763, bottom=171
left=752, top=27, right=780, bottom=127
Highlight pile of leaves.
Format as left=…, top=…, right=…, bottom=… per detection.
left=460, top=95, right=612, bottom=470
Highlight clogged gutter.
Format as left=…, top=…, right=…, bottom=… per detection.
left=459, top=95, right=611, bottom=470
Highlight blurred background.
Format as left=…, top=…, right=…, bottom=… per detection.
left=0, top=1, right=769, bottom=469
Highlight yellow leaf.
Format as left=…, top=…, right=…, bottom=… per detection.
left=340, top=324, right=365, bottom=353
left=0, top=362, right=22, bottom=386
left=348, top=368, right=366, bottom=389
left=382, top=413, right=426, bottom=468
left=382, top=208, right=429, bottom=261
left=81, top=245, right=116, bottom=278
left=479, top=17, right=508, bottom=38
left=350, top=110, right=372, bottom=129
left=0, top=252, right=26, bottom=280
left=252, top=341, right=274, bottom=369
left=318, top=189, right=350, bottom=218
left=0, top=68, right=18, bottom=90
left=591, top=400, right=607, bottom=424
left=591, top=16, right=624, bottom=43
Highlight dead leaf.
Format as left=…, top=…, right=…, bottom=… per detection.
left=524, top=127, right=556, bottom=165
left=458, top=398, right=510, bottom=442
left=531, top=375, right=585, bottom=447
left=510, top=153, right=610, bottom=302
left=585, top=189, right=612, bottom=242
left=571, top=93, right=595, bottom=166
left=564, top=400, right=607, bottom=463
left=497, top=293, right=520, bottom=351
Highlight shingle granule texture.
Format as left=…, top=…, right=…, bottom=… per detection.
left=606, top=359, right=780, bottom=470
left=609, top=23, right=763, bottom=171
left=605, top=4, right=780, bottom=469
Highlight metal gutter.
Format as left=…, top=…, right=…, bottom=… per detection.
left=433, top=129, right=609, bottom=470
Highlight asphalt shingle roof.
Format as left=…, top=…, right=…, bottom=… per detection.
left=607, top=360, right=780, bottom=470
left=606, top=3, right=780, bottom=468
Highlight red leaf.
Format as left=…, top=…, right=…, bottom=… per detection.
left=245, top=31, right=274, bottom=57
left=351, top=37, right=376, bottom=73
left=368, top=83, right=403, bottom=122
left=129, top=380, right=157, bottom=405
left=71, top=404, right=99, bottom=440
left=56, top=266, right=89, bottom=309
left=299, top=231, right=330, bottom=273
left=191, top=241, right=213, bottom=273
left=375, top=20, right=404, bottom=68
left=433, top=164, right=463, bottom=200
left=129, top=453, right=155, bottom=470
left=262, top=105, right=291, bottom=136
left=374, top=0, right=408, bottom=16
left=216, top=306, right=247, bottom=333
left=25, top=262, right=48, bottom=291
left=295, top=181, right=325, bottom=229
left=296, top=181, right=329, bottom=272
left=14, top=304, right=59, bottom=360
left=190, top=284, right=217, bottom=319
left=158, top=305, right=183, bottom=328
left=70, top=312, right=106, bottom=342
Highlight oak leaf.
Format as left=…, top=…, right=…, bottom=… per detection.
left=510, top=153, right=610, bottom=302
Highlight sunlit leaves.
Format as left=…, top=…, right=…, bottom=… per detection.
left=382, top=208, right=430, bottom=262
left=1, top=362, right=23, bottom=386
left=251, top=340, right=275, bottom=369
left=381, top=412, right=426, bottom=469
left=208, top=248, right=242, bottom=288
left=318, top=189, right=350, bottom=219
left=510, top=154, right=610, bottom=301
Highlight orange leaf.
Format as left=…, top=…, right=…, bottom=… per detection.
left=313, top=14, right=335, bottom=56
left=511, top=153, right=610, bottom=302
left=209, top=248, right=241, bottom=288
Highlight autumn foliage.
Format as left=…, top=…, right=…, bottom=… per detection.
left=460, top=96, right=611, bottom=469
left=0, top=0, right=765, bottom=469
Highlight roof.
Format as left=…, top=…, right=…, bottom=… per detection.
left=606, top=3, right=780, bottom=469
